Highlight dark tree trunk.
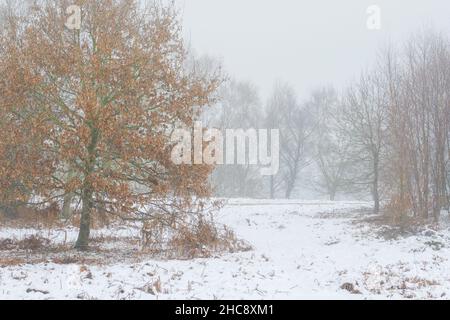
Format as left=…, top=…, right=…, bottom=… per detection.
left=75, top=126, right=98, bottom=250
left=75, top=188, right=93, bottom=250
left=60, top=192, right=74, bottom=220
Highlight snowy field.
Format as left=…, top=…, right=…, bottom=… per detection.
left=1, top=200, right=450, bottom=300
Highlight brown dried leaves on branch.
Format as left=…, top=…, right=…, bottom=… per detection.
left=0, top=0, right=224, bottom=250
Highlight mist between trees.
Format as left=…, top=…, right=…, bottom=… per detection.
left=170, top=122, right=280, bottom=176
left=205, top=31, right=450, bottom=223
left=0, top=0, right=449, bottom=252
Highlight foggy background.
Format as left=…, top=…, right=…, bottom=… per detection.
left=180, top=0, right=450, bottom=100
left=177, top=0, right=450, bottom=200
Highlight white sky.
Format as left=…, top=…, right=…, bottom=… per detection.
left=178, top=0, right=450, bottom=100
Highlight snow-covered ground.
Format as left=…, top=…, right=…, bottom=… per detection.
left=1, top=200, right=450, bottom=300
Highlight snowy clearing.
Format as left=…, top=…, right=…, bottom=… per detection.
left=1, top=200, right=450, bottom=300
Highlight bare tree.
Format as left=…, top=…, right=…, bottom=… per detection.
left=382, top=30, right=450, bottom=221
left=266, top=82, right=313, bottom=198
left=308, top=87, right=355, bottom=200
left=341, top=69, right=388, bottom=213
left=206, top=79, right=264, bottom=198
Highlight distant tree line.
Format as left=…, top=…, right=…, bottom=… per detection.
left=209, top=30, right=450, bottom=222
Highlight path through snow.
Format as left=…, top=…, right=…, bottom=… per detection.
left=1, top=200, right=450, bottom=299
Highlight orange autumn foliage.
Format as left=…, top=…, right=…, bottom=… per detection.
left=0, top=0, right=222, bottom=249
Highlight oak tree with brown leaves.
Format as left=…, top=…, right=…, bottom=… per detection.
left=0, top=0, right=221, bottom=249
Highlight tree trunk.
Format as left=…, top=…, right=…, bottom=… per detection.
left=285, top=182, right=293, bottom=199
left=373, top=184, right=380, bottom=215
left=285, top=189, right=292, bottom=199
left=373, top=155, right=380, bottom=214
left=75, top=188, right=93, bottom=250
left=270, top=176, right=275, bottom=199
left=60, top=192, right=74, bottom=220
left=75, top=126, right=98, bottom=250
left=329, top=191, right=335, bottom=201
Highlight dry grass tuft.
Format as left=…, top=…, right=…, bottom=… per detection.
left=141, top=218, right=252, bottom=259
left=0, top=235, right=50, bottom=251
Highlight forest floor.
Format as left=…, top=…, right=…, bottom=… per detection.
left=1, top=199, right=450, bottom=300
